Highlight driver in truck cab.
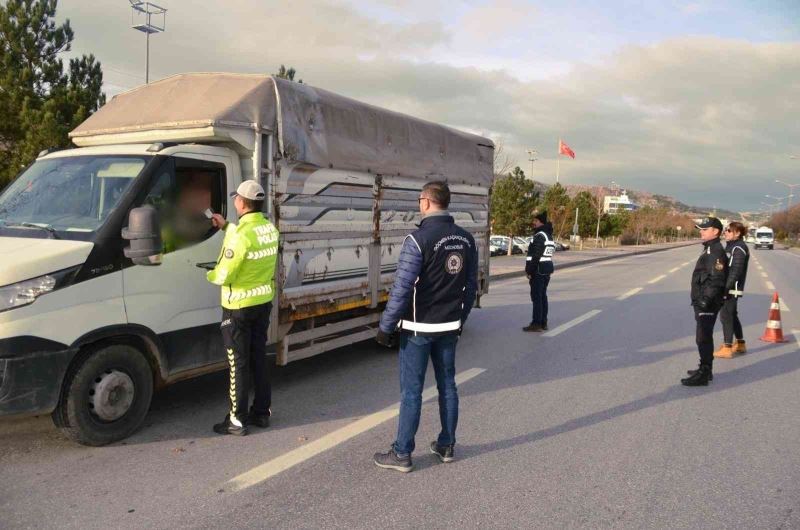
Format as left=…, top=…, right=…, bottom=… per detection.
left=206, top=180, right=279, bottom=436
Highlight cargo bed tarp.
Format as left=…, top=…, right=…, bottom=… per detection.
left=71, top=73, right=494, bottom=186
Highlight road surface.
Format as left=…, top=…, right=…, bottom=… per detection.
left=1, top=245, right=798, bottom=529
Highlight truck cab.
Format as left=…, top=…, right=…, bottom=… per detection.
left=0, top=143, right=246, bottom=444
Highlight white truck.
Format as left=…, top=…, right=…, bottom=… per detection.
left=0, top=74, right=493, bottom=445
left=754, top=226, right=774, bottom=250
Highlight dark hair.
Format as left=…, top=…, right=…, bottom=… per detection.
left=727, top=221, right=746, bottom=239
left=422, top=181, right=450, bottom=208
left=240, top=197, right=265, bottom=212
left=534, top=211, right=548, bottom=224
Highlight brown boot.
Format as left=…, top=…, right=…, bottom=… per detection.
left=732, top=340, right=747, bottom=354
left=714, top=344, right=737, bottom=359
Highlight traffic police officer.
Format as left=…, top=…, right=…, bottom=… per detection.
left=373, top=181, right=479, bottom=472
left=682, top=216, right=727, bottom=386
left=207, top=180, right=279, bottom=435
left=523, top=212, right=556, bottom=332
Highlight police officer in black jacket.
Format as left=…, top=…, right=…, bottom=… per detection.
left=373, top=181, right=478, bottom=472
left=523, top=212, right=555, bottom=332
left=714, top=221, right=750, bottom=358
left=682, top=217, right=728, bottom=386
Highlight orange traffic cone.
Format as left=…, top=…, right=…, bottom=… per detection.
left=760, top=292, right=787, bottom=343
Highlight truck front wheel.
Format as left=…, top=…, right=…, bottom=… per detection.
left=52, top=344, right=154, bottom=446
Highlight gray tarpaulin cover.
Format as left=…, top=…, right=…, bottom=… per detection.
left=71, top=73, right=494, bottom=186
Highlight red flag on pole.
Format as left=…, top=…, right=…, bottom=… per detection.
left=559, top=139, right=575, bottom=159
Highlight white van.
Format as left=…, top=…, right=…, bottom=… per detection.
left=0, top=74, right=493, bottom=445
left=754, top=226, right=774, bottom=250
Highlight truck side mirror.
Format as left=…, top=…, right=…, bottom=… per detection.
left=122, top=205, right=163, bottom=266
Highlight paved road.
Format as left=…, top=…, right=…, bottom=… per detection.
left=1, top=245, right=799, bottom=529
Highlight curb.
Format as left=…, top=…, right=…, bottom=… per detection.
left=489, top=242, right=697, bottom=282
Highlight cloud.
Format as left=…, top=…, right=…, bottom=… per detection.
left=458, top=0, right=536, bottom=41
left=59, top=1, right=800, bottom=210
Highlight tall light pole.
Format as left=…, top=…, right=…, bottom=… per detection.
left=765, top=194, right=794, bottom=212
left=129, top=1, right=167, bottom=84
left=775, top=179, right=800, bottom=209
left=526, top=149, right=537, bottom=180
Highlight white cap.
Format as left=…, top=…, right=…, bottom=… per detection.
left=230, top=180, right=265, bottom=200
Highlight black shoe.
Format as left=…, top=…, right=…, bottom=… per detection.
left=213, top=414, right=248, bottom=436
left=247, top=407, right=270, bottom=428
left=373, top=447, right=413, bottom=473
left=430, top=441, right=455, bottom=463
left=681, top=366, right=712, bottom=386
left=523, top=323, right=544, bottom=332
left=686, top=367, right=714, bottom=381
left=542, top=322, right=549, bottom=331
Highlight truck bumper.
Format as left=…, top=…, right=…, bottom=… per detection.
left=0, top=337, right=77, bottom=417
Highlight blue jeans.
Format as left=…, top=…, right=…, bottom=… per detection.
left=393, top=333, right=459, bottom=456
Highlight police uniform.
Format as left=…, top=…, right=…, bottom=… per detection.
left=524, top=218, right=556, bottom=331
left=718, top=237, right=749, bottom=353
left=682, top=217, right=727, bottom=386
left=374, top=209, right=479, bottom=470
left=207, top=181, right=279, bottom=434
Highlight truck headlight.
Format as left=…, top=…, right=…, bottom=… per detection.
left=0, top=268, right=78, bottom=313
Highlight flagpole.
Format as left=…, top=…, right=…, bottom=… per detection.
left=556, top=138, right=560, bottom=184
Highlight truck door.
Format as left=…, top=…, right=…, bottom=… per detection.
left=123, top=154, right=233, bottom=374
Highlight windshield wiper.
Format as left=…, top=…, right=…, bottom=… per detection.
left=2, top=221, right=61, bottom=239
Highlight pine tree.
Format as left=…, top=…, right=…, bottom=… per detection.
left=0, top=0, right=105, bottom=188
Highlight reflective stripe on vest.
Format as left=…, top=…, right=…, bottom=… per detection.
left=400, top=319, right=461, bottom=333
left=536, top=230, right=556, bottom=262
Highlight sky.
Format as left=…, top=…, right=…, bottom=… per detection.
left=57, top=0, right=800, bottom=212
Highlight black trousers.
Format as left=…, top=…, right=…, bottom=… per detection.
left=221, top=302, right=272, bottom=422
left=720, top=297, right=743, bottom=344
left=694, top=309, right=719, bottom=368
left=530, top=273, right=551, bottom=326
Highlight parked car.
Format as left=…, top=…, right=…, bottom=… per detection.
left=490, top=236, right=525, bottom=255
left=522, top=236, right=569, bottom=251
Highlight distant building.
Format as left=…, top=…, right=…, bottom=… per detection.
left=603, top=190, right=639, bottom=214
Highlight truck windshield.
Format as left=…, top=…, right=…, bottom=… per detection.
left=756, top=232, right=772, bottom=238
left=0, top=155, right=150, bottom=236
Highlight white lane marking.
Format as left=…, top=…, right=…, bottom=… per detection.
left=780, top=299, right=791, bottom=313
left=647, top=274, right=667, bottom=284
left=669, top=266, right=681, bottom=273
left=543, top=310, right=602, bottom=337
left=766, top=281, right=775, bottom=290
left=760, top=272, right=768, bottom=278
left=226, top=367, right=487, bottom=491
left=617, top=287, right=643, bottom=301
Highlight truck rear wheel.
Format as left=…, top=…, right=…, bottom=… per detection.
left=52, top=344, right=153, bottom=446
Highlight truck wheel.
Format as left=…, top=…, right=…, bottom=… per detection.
left=52, top=344, right=153, bottom=446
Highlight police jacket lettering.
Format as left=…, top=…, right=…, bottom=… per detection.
left=525, top=222, right=555, bottom=276
left=379, top=214, right=479, bottom=337
left=725, top=239, right=749, bottom=297
left=690, top=238, right=728, bottom=312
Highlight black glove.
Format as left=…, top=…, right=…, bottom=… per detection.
left=696, top=298, right=710, bottom=311
left=375, top=329, right=395, bottom=348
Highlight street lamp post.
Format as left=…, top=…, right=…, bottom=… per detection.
left=775, top=179, right=800, bottom=209
left=526, top=149, right=537, bottom=180
left=765, top=194, right=794, bottom=212
left=129, top=1, right=167, bottom=84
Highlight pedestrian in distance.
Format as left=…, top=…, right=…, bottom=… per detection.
left=682, top=217, right=728, bottom=386
left=373, top=181, right=479, bottom=472
left=714, top=221, right=750, bottom=358
left=206, top=181, right=279, bottom=435
left=523, top=212, right=556, bottom=332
